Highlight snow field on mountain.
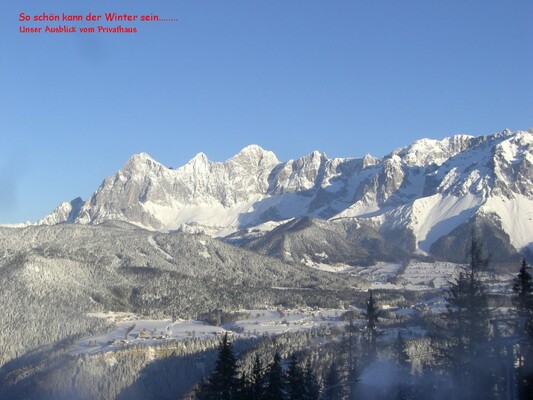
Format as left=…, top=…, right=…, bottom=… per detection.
left=141, top=193, right=319, bottom=236
left=140, top=196, right=256, bottom=232
left=304, top=260, right=354, bottom=273
left=481, top=194, right=533, bottom=251
left=37, top=130, right=533, bottom=262
left=335, top=196, right=382, bottom=219
left=408, top=193, right=482, bottom=251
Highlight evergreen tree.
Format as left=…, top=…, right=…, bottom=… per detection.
left=234, top=371, right=249, bottom=400
left=201, top=332, right=238, bottom=400
left=343, top=318, right=360, bottom=400
left=265, top=352, right=285, bottom=399
left=439, top=234, right=492, bottom=400
left=303, top=361, right=321, bottom=400
left=512, top=259, right=533, bottom=399
left=195, top=379, right=211, bottom=400
left=344, top=315, right=358, bottom=396
left=286, top=354, right=306, bottom=400
left=322, top=362, right=342, bottom=400
left=363, top=290, right=380, bottom=362
left=513, top=259, right=533, bottom=333
left=346, top=365, right=359, bottom=400
left=248, top=353, right=266, bottom=400
left=394, top=331, right=409, bottom=369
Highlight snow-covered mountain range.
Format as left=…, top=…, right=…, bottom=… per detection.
left=40, top=129, right=533, bottom=263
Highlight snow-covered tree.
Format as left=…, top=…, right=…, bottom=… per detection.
left=265, top=352, right=285, bottom=399
left=322, top=361, right=343, bottom=400
left=437, top=235, right=493, bottom=400
left=200, top=333, right=238, bottom=400
left=303, top=361, right=321, bottom=400
left=286, top=353, right=306, bottom=400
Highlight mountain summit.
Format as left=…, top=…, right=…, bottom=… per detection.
left=39, top=130, right=533, bottom=261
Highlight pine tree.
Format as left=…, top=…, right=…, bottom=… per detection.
left=235, top=371, right=249, bottom=400
left=363, top=290, right=380, bottom=363
left=202, top=332, right=238, bottom=400
left=248, top=353, right=266, bottom=400
left=195, top=378, right=211, bottom=400
left=513, top=259, right=533, bottom=333
left=265, top=352, right=285, bottom=399
left=439, top=234, right=492, bottom=400
left=303, top=361, right=320, bottom=400
left=286, top=354, right=306, bottom=400
left=344, top=315, right=358, bottom=396
left=322, top=362, right=342, bottom=400
left=512, top=259, right=533, bottom=399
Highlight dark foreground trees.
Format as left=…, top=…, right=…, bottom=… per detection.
left=432, top=235, right=493, bottom=399
left=197, top=333, right=238, bottom=400
left=321, top=361, right=343, bottom=400
left=363, top=290, right=380, bottom=363
left=513, top=259, right=533, bottom=399
left=195, top=335, right=320, bottom=400
left=513, top=259, right=533, bottom=334
left=195, top=237, right=533, bottom=400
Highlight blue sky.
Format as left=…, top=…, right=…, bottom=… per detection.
left=0, top=1, right=531, bottom=223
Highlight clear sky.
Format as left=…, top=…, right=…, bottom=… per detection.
left=0, top=1, right=531, bottom=223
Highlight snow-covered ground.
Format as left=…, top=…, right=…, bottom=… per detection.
left=310, top=260, right=514, bottom=292
left=348, top=262, right=404, bottom=286
left=69, top=260, right=515, bottom=357
left=311, top=261, right=455, bottom=290
left=70, top=309, right=346, bottom=356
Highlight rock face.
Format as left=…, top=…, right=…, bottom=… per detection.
left=37, top=197, right=84, bottom=225
left=40, top=129, right=533, bottom=260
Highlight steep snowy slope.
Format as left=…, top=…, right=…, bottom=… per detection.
left=39, top=129, right=533, bottom=261
left=378, top=129, right=533, bottom=256
left=243, top=217, right=407, bottom=266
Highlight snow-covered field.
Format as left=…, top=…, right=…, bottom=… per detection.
left=70, top=309, right=345, bottom=356
left=311, top=261, right=455, bottom=290
left=311, top=260, right=514, bottom=292
left=69, top=261, right=515, bottom=357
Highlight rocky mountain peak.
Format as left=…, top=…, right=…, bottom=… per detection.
left=37, top=197, right=84, bottom=225
left=38, top=130, right=533, bottom=256
left=394, top=135, right=474, bottom=167
left=121, top=152, right=164, bottom=177
left=125, top=152, right=157, bottom=166
left=227, top=144, right=280, bottom=170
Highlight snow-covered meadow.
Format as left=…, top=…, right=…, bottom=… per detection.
left=70, top=308, right=347, bottom=356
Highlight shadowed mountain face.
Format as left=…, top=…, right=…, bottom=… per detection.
left=240, top=217, right=408, bottom=267
left=39, top=130, right=533, bottom=262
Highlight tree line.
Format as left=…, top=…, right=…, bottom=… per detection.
left=195, top=332, right=321, bottom=400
